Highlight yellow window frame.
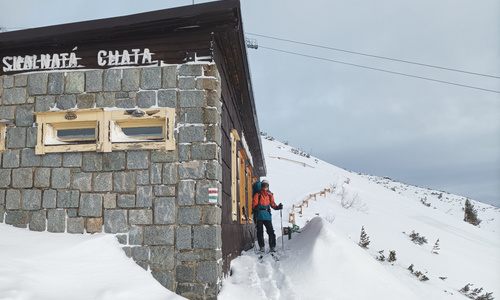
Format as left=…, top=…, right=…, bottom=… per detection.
left=246, top=165, right=255, bottom=223
left=239, top=148, right=247, bottom=223
left=230, top=129, right=240, bottom=222
left=35, top=108, right=175, bottom=155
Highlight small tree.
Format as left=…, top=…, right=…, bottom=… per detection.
left=432, top=239, right=440, bottom=254
left=409, top=230, right=428, bottom=245
left=358, top=226, right=370, bottom=248
left=464, top=199, right=482, bottom=226
left=388, top=250, right=397, bottom=263
left=376, top=250, right=385, bottom=261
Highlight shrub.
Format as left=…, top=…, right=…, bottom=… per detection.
left=460, top=283, right=494, bottom=300
left=464, top=199, right=482, bottom=226
left=409, top=230, right=428, bottom=245
left=358, top=226, right=370, bottom=248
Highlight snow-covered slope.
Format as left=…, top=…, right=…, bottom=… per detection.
left=1, top=135, right=498, bottom=300
left=219, top=135, right=500, bottom=300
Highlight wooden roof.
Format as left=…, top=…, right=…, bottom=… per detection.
left=0, top=0, right=266, bottom=175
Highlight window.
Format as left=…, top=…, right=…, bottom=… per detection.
left=230, top=129, right=240, bottom=222
left=246, top=166, right=255, bottom=223
left=0, top=120, right=13, bottom=152
left=35, top=108, right=175, bottom=154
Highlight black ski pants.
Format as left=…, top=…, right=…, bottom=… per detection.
left=256, top=220, right=276, bottom=248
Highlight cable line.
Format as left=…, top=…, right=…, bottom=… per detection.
left=246, top=32, right=500, bottom=80
left=258, top=46, right=500, bottom=94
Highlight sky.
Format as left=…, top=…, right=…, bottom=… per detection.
left=0, top=0, right=499, bottom=207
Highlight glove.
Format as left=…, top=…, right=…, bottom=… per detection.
left=277, top=203, right=283, bottom=210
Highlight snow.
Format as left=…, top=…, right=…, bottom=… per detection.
left=1, top=135, right=499, bottom=299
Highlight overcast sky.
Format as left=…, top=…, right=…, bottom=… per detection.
left=1, top=0, right=499, bottom=207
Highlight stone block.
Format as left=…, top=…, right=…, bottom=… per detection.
left=196, top=180, right=220, bottom=205
left=193, top=225, right=221, bottom=249
left=2, top=150, right=20, bottom=168
left=178, top=207, right=201, bottom=225
left=5, top=211, right=28, bottom=225
left=4, top=88, right=27, bottom=104
left=178, top=180, right=195, bottom=206
left=113, top=172, right=136, bottom=193
left=179, top=90, right=204, bottom=108
left=93, top=173, right=112, bottom=192
left=57, top=190, right=80, bottom=208
left=68, top=217, right=85, bottom=234
left=16, top=105, right=35, bottom=126
left=6, top=127, right=26, bottom=148
left=202, top=206, right=221, bottom=225
left=136, top=186, right=152, bottom=207
left=116, top=235, right=127, bottom=245
left=178, top=126, right=204, bottom=143
left=35, top=95, right=56, bottom=112
left=132, top=246, right=149, bottom=261
left=129, top=209, right=153, bottom=225
left=179, top=77, right=195, bottom=89
left=6, top=190, right=21, bottom=210
left=65, top=72, right=85, bottom=93
left=177, top=265, right=195, bottom=283
left=181, top=108, right=203, bottom=123
left=178, top=64, right=203, bottom=76
left=127, top=151, right=149, bottom=170
left=42, top=190, right=57, bottom=208
left=104, top=69, right=121, bottom=91
left=196, top=77, right=217, bottom=90
left=206, top=161, right=222, bottom=181
left=21, top=148, right=40, bottom=167
left=77, top=94, right=95, bottom=109
left=26, top=127, right=38, bottom=148
left=145, top=226, right=174, bottom=246
left=176, top=284, right=204, bottom=299
left=0, top=169, right=11, bottom=188
left=80, top=194, right=103, bottom=217
left=129, top=225, right=143, bottom=245
left=0, top=106, right=15, bottom=119
left=199, top=250, right=222, bottom=261
left=137, top=91, right=156, bottom=108
left=12, top=168, right=33, bottom=188
left=86, top=217, right=103, bottom=233
left=162, top=66, right=177, bottom=89
left=154, top=185, right=175, bottom=197
left=141, top=67, right=161, bottom=90
left=21, top=189, right=42, bottom=210
left=47, top=209, right=65, bottom=232
left=206, top=89, right=221, bottom=109
left=96, top=93, right=115, bottom=107
left=63, top=153, right=82, bottom=167
left=177, top=226, right=192, bottom=250
left=104, top=209, right=128, bottom=233
left=162, top=163, right=178, bottom=185
left=122, top=69, right=140, bottom=91
left=56, top=95, right=76, bottom=110
left=103, top=151, right=126, bottom=171
left=67, top=209, right=78, bottom=217
left=42, top=153, right=62, bottom=167
left=28, top=73, right=48, bottom=95
left=157, top=90, right=176, bottom=108
left=177, top=252, right=199, bottom=263
left=191, top=143, right=217, bottom=160
left=0, top=190, right=5, bottom=206
left=152, top=271, right=174, bottom=291
left=150, top=163, right=162, bottom=184
left=29, top=210, right=46, bottom=231
left=150, top=246, right=174, bottom=270
left=117, top=194, right=135, bottom=208
left=203, top=107, right=219, bottom=124
left=136, top=170, right=149, bottom=185
left=82, top=152, right=102, bottom=171
left=3, top=76, right=14, bottom=88
left=14, top=74, right=28, bottom=87
left=85, top=70, right=103, bottom=92
left=51, top=168, right=70, bottom=189
left=154, top=197, right=175, bottom=224
left=103, top=193, right=117, bottom=209
left=71, top=172, right=92, bottom=191
left=48, top=72, right=64, bottom=95
left=179, top=161, right=205, bottom=180
left=117, top=98, right=135, bottom=108
left=197, top=262, right=219, bottom=283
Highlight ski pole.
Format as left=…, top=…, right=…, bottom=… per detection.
left=280, top=209, right=284, bottom=251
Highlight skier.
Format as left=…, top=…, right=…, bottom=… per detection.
left=252, top=179, right=283, bottom=252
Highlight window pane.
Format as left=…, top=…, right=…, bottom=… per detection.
left=57, top=128, right=96, bottom=140
left=122, top=126, right=163, bottom=138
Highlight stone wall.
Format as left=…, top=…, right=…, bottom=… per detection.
left=0, top=63, right=223, bottom=299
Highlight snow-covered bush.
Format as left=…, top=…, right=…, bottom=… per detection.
left=358, top=226, right=370, bottom=248
left=460, top=283, right=494, bottom=300
left=464, top=199, right=482, bottom=226
left=408, top=230, right=428, bottom=245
